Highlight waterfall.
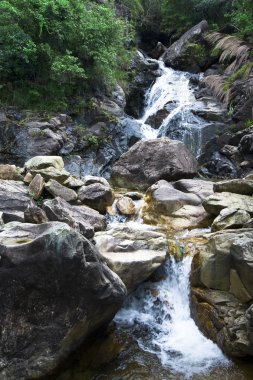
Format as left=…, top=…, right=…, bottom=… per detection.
left=136, top=58, right=226, bottom=157
left=115, top=255, right=229, bottom=378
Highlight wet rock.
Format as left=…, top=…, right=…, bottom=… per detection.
left=0, top=222, right=126, bottom=380
left=0, top=180, right=34, bottom=223
left=45, top=179, right=77, bottom=203
left=220, top=145, right=239, bottom=158
left=43, top=197, right=106, bottom=237
left=116, top=196, right=136, bottom=216
left=190, top=229, right=253, bottom=357
left=95, top=225, right=167, bottom=293
left=28, top=174, right=45, bottom=200
left=213, top=179, right=253, bottom=196
left=77, top=183, right=114, bottom=213
left=203, top=151, right=238, bottom=178
left=203, top=192, right=253, bottom=216
left=111, top=138, right=198, bottom=191
left=143, top=179, right=213, bottom=231
left=24, top=205, right=48, bottom=224
left=211, top=208, right=251, bottom=232
left=161, top=21, right=210, bottom=72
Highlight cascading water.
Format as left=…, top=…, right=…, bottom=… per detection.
left=114, top=242, right=229, bottom=379
left=136, top=58, right=226, bottom=156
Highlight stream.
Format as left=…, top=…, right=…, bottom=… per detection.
left=56, top=56, right=253, bottom=379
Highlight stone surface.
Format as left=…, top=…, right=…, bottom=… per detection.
left=28, top=174, right=45, bottom=200
left=143, top=179, right=213, bottom=231
left=203, top=192, right=253, bottom=216
left=116, top=197, right=136, bottom=216
left=24, top=205, right=48, bottom=224
left=82, top=175, right=110, bottom=187
left=43, top=197, right=106, bottom=238
left=0, top=180, right=34, bottom=223
left=161, top=21, right=209, bottom=72
left=78, top=183, right=114, bottom=213
left=190, top=229, right=253, bottom=357
left=211, top=208, right=251, bottom=232
left=25, top=156, right=64, bottom=171
left=45, top=179, right=77, bottom=202
left=30, top=167, right=70, bottom=184
left=0, top=164, right=18, bottom=180
left=0, top=222, right=126, bottom=380
left=214, top=179, right=253, bottom=196
left=95, top=225, right=167, bottom=293
left=111, top=138, right=198, bottom=190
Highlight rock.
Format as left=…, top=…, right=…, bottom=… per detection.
left=211, top=208, right=251, bottom=232
left=25, top=156, right=64, bottom=171
left=24, top=205, right=48, bottom=224
left=43, top=197, right=106, bottom=238
left=28, top=174, right=45, bottom=200
left=244, top=218, right=253, bottom=228
left=116, top=197, right=136, bottom=216
left=0, top=164, right=18, bottom=180
left=45, top=179, right=77, bottom=203
left=161, top=21, right=210, bottom=72
left=77, top=183, right=114, bottom=213
left=203, top=192, right=253, bottom=216
left=190, top=229, right=253, bottom=357
left=30, top=167, right=70, bottom=184
left=94, top=225, right=167, bottom=293
left=239, top=132, right=253, bottom=155
left=143, top=179, right=213, bottom=230
left=0, top=180, right=34, bottom=223
left=82, top=175, right=110, bottom=187
left=214, top=179, right=253, bottom=196
left=23, top=172, right=34, bottom=184
left=220, top=145, right=239, bottom=158
left=111, top=84, right=126, bottom=110
left=125, top=191, right=143, bottom=200
left=111, top=138, right=198, bottom=190
left=203, top=151, right=238, bottom=178
left=0, top=222, right=126, bottom=379
left=63, top=176, right=84, bottom=188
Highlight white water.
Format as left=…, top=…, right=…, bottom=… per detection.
left=115, top=256, right=229, bottom=378
left=136, top=58, right=225, bottom=156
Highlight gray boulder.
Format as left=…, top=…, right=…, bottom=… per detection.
left=77, top=183, right=114, bottom=213
left=95, top=225, right=167, bottom=293
left=0, top=222, right=126, bottom=380
left=24, top=205, right=48, bottom=224
left=213, top=179, right=253, bottom=196
left=203, top=192, right=253, bottom=216
left=45, top=179, right=77, bottom=203
left=111, top=138, right=198, bottom=190
left=43, top=197, right=106, bottom=239
left=211, top=208, right=251, bottom=232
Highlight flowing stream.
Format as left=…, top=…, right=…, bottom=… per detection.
left=57, top=56, right=253, bottom=380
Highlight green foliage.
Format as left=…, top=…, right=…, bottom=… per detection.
left=224, top=62, right=253, bottom=91
left=230, top=0, right=253, bottom=40
left=0, top=0, right=129, bottom=110
left=243, top=119, right=253, bottom=128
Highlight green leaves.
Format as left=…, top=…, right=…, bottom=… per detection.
left=0, top=0, right=129, bottom=110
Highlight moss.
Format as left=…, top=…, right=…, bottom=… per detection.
left=224, top=61, right=253, bottom=91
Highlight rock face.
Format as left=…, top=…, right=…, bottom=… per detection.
left=95, top=225, right=167, bottom=293
left=0, top=180, right=34, bottom=222
left=191, top=229, right=253, bottom=357
left=111, top=138, right=198, bottom=190
left=203, top=192, right=253, bottom=216
left=0, top=222, right=126, bottom=380
left=43, top=197, right=107, bottom=239
left=161, top=21, right=210, bottom=72
left=143, top=179, right=213, bottom=230
left=211, top=208, right=251, bottom=232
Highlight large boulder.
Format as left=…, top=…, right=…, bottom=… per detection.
left=213, top=179, right=253, bottom=196
left=111, top=138, right=198, bottom=190
left=45, top=179, right=77, bottom=203
left=0, top=164, right=19, bottom=180
left=77, top=183, right=114, bottom=213
left=161, top=21, right=210, bottom=72
left=190, top=229, right=253, bottom=357
left=43, top=197, right=107, bottom=239
left=203, top=192, right=253, bottom=216
left=143, top=179, right=213, bottom=230
left=0, top=222, right=126, bottom=380
left=94, top=224, right=167, bottom=293
left=25, top=156, right=64, bottom=171
left=211, top=208, right=251, bottom=232
left=0, top=180, right=34, bottom=222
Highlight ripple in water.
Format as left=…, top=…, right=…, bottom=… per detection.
left=115, top=256, right=230, bottom=379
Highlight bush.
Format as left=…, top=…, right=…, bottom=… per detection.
left=0, top=0, right=129, bottom=110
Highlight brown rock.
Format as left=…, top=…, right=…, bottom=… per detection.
left=28, top=174, right=45, bottom=200
left=116, top=197, right=136, bottom=216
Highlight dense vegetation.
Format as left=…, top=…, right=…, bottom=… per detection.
left=0, top=0, right=253, bottom=111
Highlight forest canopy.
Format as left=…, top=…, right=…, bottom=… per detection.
left=0, top=0, right=252, bottom=110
